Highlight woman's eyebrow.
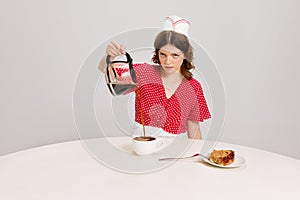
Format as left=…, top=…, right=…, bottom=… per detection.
left=159, top=50, right=182, bottom=55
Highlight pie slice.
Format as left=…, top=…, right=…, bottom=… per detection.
left=208, top=149, right=235, bottom=166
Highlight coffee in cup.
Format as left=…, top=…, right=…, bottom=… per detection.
left=132, top=136, right=163, bottom=155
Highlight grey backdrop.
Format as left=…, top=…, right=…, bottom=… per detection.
left=1, top=0, right=299, bottom=159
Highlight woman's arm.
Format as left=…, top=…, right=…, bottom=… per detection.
left=187, top=120, right=202, bottom=140
left=98, top=55, right=107, bottom=73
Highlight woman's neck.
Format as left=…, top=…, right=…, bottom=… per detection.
left=160, top=68, right=183, bottom=81
left=160, top=69, right=184, bottom=98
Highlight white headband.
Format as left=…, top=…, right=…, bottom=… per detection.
left=163, top=15, right=190, bottom=37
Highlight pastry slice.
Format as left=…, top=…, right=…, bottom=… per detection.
left=208, top=149, right=235, bottom=166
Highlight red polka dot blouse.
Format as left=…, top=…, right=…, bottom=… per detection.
left=131, top=63, right=211, bottom=134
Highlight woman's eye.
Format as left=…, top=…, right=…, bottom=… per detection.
left=159, top=52, right=165, bottom=57
left=173, top=54, right=179, bottom=58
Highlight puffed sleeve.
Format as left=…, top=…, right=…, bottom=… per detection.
left=187, top=80, right=211, bottom=122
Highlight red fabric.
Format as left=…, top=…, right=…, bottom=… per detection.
left=131, top=63, right=211, bottom=134
left=115, top=68, right=129, bottom=76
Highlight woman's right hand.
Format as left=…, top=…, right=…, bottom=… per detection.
left=98, top=41, right=126, bottom=73
left=106, top=41, right=126, bottom=60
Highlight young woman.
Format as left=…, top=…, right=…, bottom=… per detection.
left=98, top=17, right=211, bottom=139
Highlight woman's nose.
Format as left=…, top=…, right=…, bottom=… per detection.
left=165, top=56, right=171, bottom=64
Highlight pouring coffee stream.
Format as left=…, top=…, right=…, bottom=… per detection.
left=105, top=52, right=148, bottom=139
left=136, top=88, right=146, bottom=138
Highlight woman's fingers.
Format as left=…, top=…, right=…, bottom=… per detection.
left=119, top=44, right=126, bottom=54
left=107, top=41, right=126, bottom=56
left=106, top=48, right=119, bottom=58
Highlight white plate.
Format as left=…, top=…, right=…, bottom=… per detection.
left=202, top=154, right=246, bottom=168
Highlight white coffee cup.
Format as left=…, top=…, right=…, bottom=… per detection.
left=132, top=136, right=163, bottom=155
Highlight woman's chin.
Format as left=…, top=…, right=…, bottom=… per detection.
left=162, top=68, right=176, bottom=74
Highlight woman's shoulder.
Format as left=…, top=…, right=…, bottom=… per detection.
left=133, top=62, right=159, bottom=68
left=185, top=77, right=204, bottom=93
left=133, top=62, right=160, bottom=72
left=187, top=77, right=201, bottom=87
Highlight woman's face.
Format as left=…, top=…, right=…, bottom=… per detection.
left=158, top=44, right=185, bottom=75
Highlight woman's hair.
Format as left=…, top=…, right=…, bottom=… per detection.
left=152, top=30, right=194, bottom=80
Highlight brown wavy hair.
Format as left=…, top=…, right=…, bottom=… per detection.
left=152, top=30, right=194, bottom=80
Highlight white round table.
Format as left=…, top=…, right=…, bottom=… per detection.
left=0, top=137, right=299, bottom=200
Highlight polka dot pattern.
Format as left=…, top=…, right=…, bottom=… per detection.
left=130, top=63, right=211, bottom=134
